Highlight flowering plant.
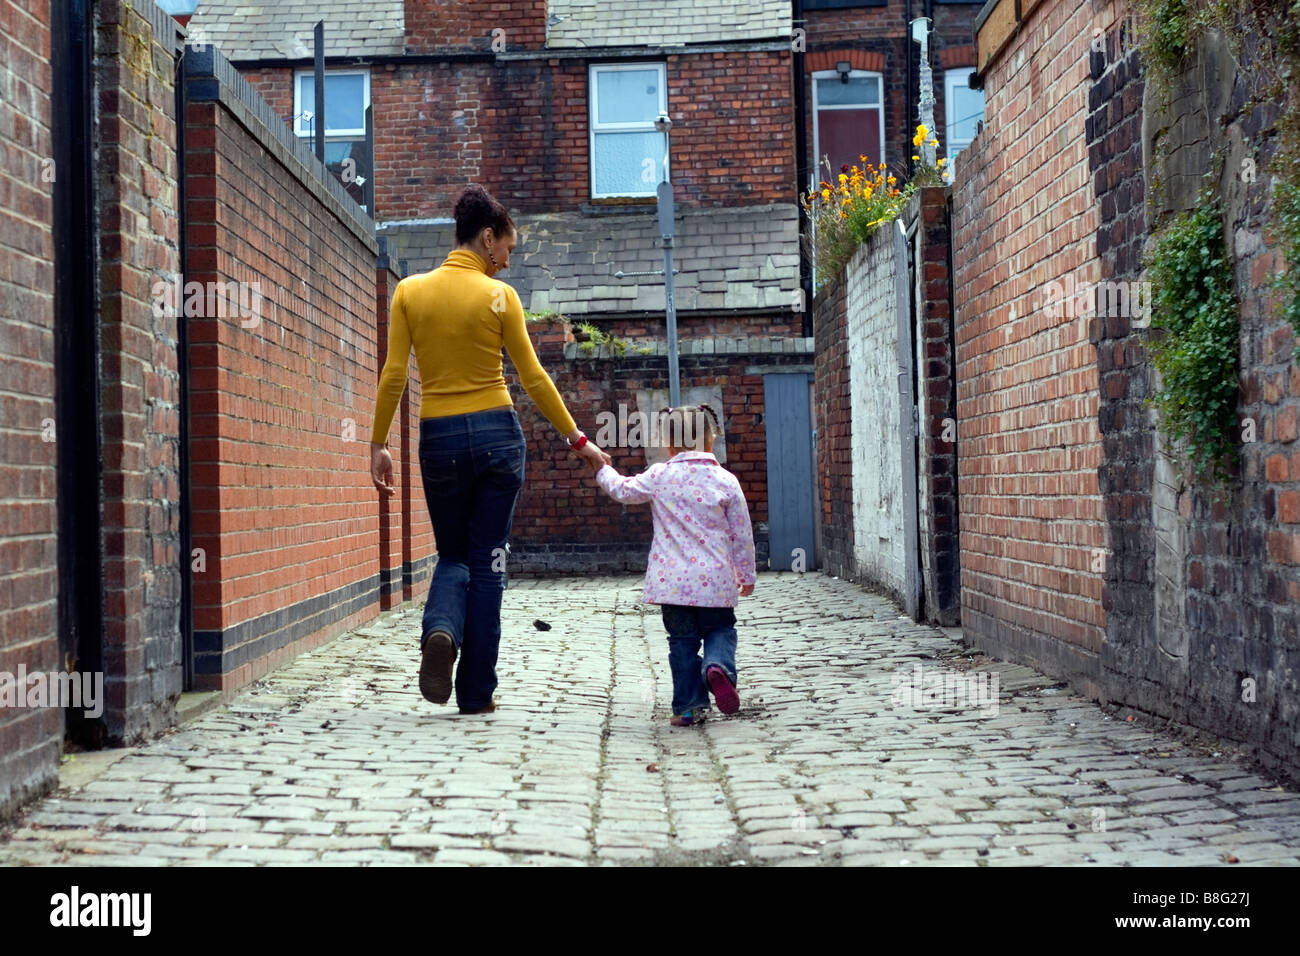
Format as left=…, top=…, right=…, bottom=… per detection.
left=910, top=123, right=948, bottom=186
left=801, top=153, right=914, bottom=286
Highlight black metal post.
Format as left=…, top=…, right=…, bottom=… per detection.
left=313, top=20, right=325, bottom=163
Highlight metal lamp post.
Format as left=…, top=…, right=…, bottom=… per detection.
left=654, top=113, right=680, bottom=407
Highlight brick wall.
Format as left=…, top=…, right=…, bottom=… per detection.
left=369, top=50, right=795, bottom=222
left=501, top=320, right=815, bottom=574
left=812, top=269, right=853, bottom=579
left=94, top=0, right=184, bottom=742
left=911, top=186, right=960, bottom=626
left=183, top=47, right=431, bottom=693
left=1090, top=13, right=1300, bottom=776
left=403, top=0, right=546, bottom=54
left=812, top=217, right=908, bottom=605
left=0, top=0, right=59, bottom=818
left=951, top=0, right=1106, bottom=692
left=802, top=1, right=981, bottom=180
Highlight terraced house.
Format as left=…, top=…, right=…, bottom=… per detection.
left=187, top=0, right=821, bottom=573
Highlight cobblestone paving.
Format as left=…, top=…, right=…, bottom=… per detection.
left=3, top=573, right=1300, bottom=866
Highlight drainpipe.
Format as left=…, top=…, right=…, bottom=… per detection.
left=905, top=0, right=913, bottom=174
left=793, top=0, right=811, bottom=337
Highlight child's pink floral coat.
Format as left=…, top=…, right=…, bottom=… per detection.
left=596, top=451, right=757, bottom=607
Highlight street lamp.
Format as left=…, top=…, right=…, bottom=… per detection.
left=654, top=112, right=680, bottom=406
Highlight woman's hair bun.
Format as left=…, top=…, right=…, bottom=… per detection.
left=454, top=184, right=515, bottom=245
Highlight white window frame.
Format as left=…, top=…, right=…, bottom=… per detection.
left=292, top=68, right=371, bottom=138
left=810, top=69, right=885, bottom=190
left=588, top=62, right=669, bottom=199
left=944, top=68, right=981, bottom=156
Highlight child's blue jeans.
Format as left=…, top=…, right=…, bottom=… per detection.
left=660, top=604, right=738, bottom=715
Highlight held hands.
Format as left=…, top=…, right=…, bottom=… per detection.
left=574, top=440, right=613, bottom=471
left=739, top=583, right=755, bottom=598
left=371, top=444, right=396, bottom=497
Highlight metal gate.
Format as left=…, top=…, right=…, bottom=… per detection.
left=763, top=373, right=817, bottom=571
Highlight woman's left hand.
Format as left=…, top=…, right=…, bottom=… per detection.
left=575, top=441, right=612, bottom=470
left=371, top=444, right=396, bottom=496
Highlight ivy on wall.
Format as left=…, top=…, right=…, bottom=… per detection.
left=1135, top=0, right=1300, bottom=485
left=1144, top=201, right=1241, bottom=481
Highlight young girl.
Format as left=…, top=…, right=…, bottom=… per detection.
left=590, top=404, right=756, bottom=726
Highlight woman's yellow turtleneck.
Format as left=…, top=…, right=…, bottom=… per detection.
left=371, top=248, right=577, bottom=444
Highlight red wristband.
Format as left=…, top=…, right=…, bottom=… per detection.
left=568, top=431, right=588, bottom=450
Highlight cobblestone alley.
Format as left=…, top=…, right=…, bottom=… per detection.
left=3, top=574, right=1299, bottom=867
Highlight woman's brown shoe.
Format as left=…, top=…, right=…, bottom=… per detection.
left=458, top=699, right=497, bottom=715
left=419, top=631, right=456, bottom=704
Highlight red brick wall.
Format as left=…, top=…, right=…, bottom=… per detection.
left=0, top=0, right=60, bottom=818
left=499, top=317, right=813, bottom=572
left=183, top=63, right=429, bottom=693
left=812, top=269, right=854, bottom=579
left=403, top=0, right=546, bottom=53
left=912, top=186, right=961, bottom=626
left=251, top=46, right=794, bottom=222
left=95, top=0, right=184, bottom=741
left=951, top=0, right=1105, bottom=688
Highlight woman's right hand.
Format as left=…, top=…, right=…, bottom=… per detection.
left=371, top=443, right=396, bottom=497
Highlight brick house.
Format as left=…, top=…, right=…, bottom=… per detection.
left=185, top=0, right=829, bottom=572
left=797, top=0, right=986, bottom=192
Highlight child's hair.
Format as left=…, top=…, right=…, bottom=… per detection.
left=659, top=403, right=721, bottom=451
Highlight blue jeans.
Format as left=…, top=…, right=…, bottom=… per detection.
left=418, top=408, right=526, bottom=710
left=661, top=604, right=738, bottom=715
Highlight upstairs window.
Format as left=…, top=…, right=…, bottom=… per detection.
left=589, top=63, right=668, bottom=198
left=944, top=68, right=985, bottom=180
left=294, top=69, right=373, bottom=211
left=811, top=70, right=884, bottom=184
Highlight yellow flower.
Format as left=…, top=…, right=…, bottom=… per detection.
left=887, top=175, right=897, bottom=186
left=912, top=154, right=920, bottom=161
left=821, top=188, right=831, bottom=201
left=937, top=158, right=947, bottom=167
left=838, top=173, right=848, bottom=185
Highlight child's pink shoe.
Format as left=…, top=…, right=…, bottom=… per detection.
left=706, top=665, right=740, bottom=714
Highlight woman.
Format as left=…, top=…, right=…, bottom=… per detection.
left=369, top=184, right=610, bottom=714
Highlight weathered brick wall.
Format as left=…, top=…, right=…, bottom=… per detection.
left=911, top=186, right=960, bottom=626
left=1092, top=14, right=1300, bottom=776
left=951, top=0, right=1106, bottom=693
left=500, top=321, right=815, bottom=574
left=370, top=50, right=795, bottom=222
left=183, top=48, right=427, bottom=693
left=812, top=270, right=853, bottom=579
left=403, top=0, right=546, bottom=54
left=0, top=0, right=60, bottom=818
left=94, top=0, right=184, bottom=742
left=847, top=225, right=908, bottom=602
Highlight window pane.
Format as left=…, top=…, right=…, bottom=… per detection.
left=947, top=83, right=984, bottom=145
left=596, top=69, right=661, bottom=125
left=299, top=74, right=367, bottom=133
left=816, top=75, right=880, bottom=107
left=816, top=107, right=882, bottom=175
left=593, top=131, right=665, bottom=194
